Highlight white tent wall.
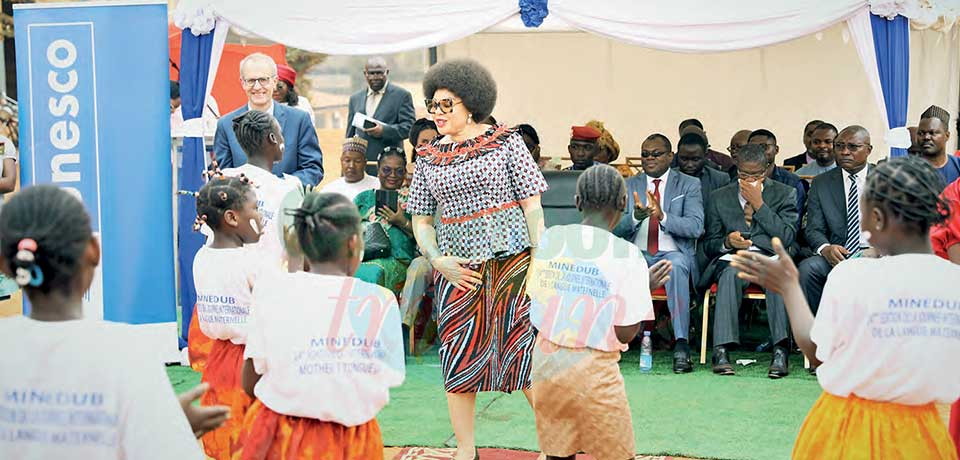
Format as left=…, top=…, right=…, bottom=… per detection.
left=440, top=23, right=960, bottom=165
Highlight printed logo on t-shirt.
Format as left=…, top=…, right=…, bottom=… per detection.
left=870, top=296, right=960, bottom=340
left=196, top=293, right=248, bottom=325
left=0, top=389, right=118, bottom=448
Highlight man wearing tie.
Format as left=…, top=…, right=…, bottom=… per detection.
left=799, top=125, right=874, bottom=313
left=702, top=143, right=797, bottom=378
left=214, top=53, right=323, bottom=186
left=346, top=57, right=415, bottom=173
left=614, top=134, right=704, bottom=373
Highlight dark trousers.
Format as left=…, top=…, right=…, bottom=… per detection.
left=798, top=255, right=832, bottom=314
left=712, top=263, right=790, bottom=347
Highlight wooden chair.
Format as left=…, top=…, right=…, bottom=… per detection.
left=624, top=156, right=644, bottom=176
left=699, top=283, right=810, bottom=368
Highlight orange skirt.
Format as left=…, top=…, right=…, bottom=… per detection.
left=235, top=400, right=383, bottom=460
left=794, top=392, right=958, bottom=460
left=951, top=399, right=959, bottom=458
left=201, top=339, right=253, bottom=460
left=187, top=306, right=213, bottom=373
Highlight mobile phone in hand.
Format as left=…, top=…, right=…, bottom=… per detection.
left=740, top=230, right=752, bottom=240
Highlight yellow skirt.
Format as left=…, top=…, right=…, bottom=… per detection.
left=794, top=392, right=958, bottom=460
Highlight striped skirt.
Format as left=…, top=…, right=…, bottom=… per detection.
left=435, top=249, right=534, bottom=393
left=794, top=392, right=957, bottom=459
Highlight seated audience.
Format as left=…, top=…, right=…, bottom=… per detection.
left=354, top=146, right=418, bottom=296
left=676, top=127, right=731, bottom=275
left=915, top=105, right=960, bottom=185
left=799, top=126, right=874, bottom=313
left=783, top=119, right=825, bottom=170
left=586, top=120, right=621, bottom=164
left=795, top=123, right=839, bottom=177
left=319, top=137, right=380, bottom=201
left=565, top=125, right=602, bottom=171
left=614, top=133, right=703, bottom=373
left=701, top=143, right=798, bottom=379
left=678, top=118, right=734, bottom=171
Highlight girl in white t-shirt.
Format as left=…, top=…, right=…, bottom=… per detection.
left=236, top=192, right=404, bottom=460
left=526, top=164, right=671, bottom=460
left=732, top=156, right=960, bottom=459
left=223, top=110, right=304, bottom=270
left=190, top=174, right=264, bottom=460
left=0, top=186, right=226, bottom=460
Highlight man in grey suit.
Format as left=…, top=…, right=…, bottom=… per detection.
left=215, top=53, right=324, bottom=186
left=614, top=134, right=704, bottom=373
left=702, top=143, right=797, bottom=379
left=346, top=57, right=415, bottom=173
left=799, top=125, right=874, bottom=313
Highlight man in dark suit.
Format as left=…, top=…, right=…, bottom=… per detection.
left=676, top=127, right=731, bottom=275
left=346, top=57, right=415, bottom=172
left=799, top=125, right=874, bottom=312
left=614, top=133, right=704, bottom=373
left=214, top=53, right=323, bottom=186
left=783, top=119, right=824, bottom=171
left=702, top=143, right=798, bottom=379
left=748, top=129, right=807, bottom=231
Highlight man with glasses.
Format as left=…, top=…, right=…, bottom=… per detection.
left=564, top=125, right=602, bottom=170
left=701, top=143, right=798, bottom=378
left=346, top=57, right=415, bottom=174
left=214, top=53, right=323, bottom=186
left=615, top=133, right=704, bottom=373
left=746, top=129, right=807, bottom=231
left=800, top=126, right=874, bottom=316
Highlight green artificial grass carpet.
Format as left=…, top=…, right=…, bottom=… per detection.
left=168, top=349, right=820, bottom=460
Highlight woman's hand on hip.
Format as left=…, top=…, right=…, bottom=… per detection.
left=431, top=256, right=482, bottom=291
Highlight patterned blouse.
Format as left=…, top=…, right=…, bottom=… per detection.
left=406, top=124, right=549, bottom=262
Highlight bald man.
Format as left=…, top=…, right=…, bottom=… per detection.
left=726, top=130, right=752, bottom=177
left=347, top=57, right=415, bottom=173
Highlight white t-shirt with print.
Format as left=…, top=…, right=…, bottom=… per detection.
left=221, top=164, right=303, bottom=269
left=244, top=272, right=405, bottom=426
left=192, top=246, right=258, bottom=344
left=319, top=175, right=379, bottom=202
left=0, top=317, right=202, bottom=460
left=812, top=254, right=960, bottom=405
left=527, top=224, right=655, bottom=352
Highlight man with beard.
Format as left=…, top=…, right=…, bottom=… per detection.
left=915, top=105, right=960, bottom=185
left=783, top=119, right=824, bottom=170
left=796, top=123, right=839, bottom=177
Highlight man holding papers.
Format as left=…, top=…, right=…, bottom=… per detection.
left=701, top=143, right=798, bottom=378
left=346, top=57, right=415, bottom=171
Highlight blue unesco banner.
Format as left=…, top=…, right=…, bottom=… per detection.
left=14, top=2, right=178, bottom=361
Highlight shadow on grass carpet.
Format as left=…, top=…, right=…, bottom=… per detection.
left=168, top=349, right=820, bottom=460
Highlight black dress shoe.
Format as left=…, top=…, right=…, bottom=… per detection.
left=711, top=346, right=735, bottom=375
left=673, top=348, right=693, bottom=374
left=768, top=345, right=790, bottom=379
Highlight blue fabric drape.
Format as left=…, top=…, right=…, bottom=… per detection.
left=870, top=14, right=910, bottom=158
left=177, top=28, right=215, bottom=348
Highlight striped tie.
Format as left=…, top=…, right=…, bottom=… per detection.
left=844, top=174, right=860, bottom=254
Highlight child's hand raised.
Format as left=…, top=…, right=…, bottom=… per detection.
left=648, top=260, right=672, bottom=291
left=178, top=383, right=230, bottom=438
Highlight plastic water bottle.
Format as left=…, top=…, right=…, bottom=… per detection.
left=639, top=331, right=653, bottom=373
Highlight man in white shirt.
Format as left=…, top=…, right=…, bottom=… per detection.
left=320, top=136, right=379, bottom=201
left=346, top=57, right=415, bottom=174
left=614, top=134, right=704, bottom=373
left=800, top=125, right=874, bottom=313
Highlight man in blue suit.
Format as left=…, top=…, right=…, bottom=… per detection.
left=214, top=53, right=323, bottom=186
left=614, top=133, right=704, bottom=373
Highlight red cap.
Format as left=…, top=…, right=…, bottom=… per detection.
left=571, top=125, right=602, bottom=141
left=277, top=64, right=296, bottom=86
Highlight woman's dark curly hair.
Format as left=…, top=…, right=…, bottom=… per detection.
left=423, top=59, right=497, bottom=123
